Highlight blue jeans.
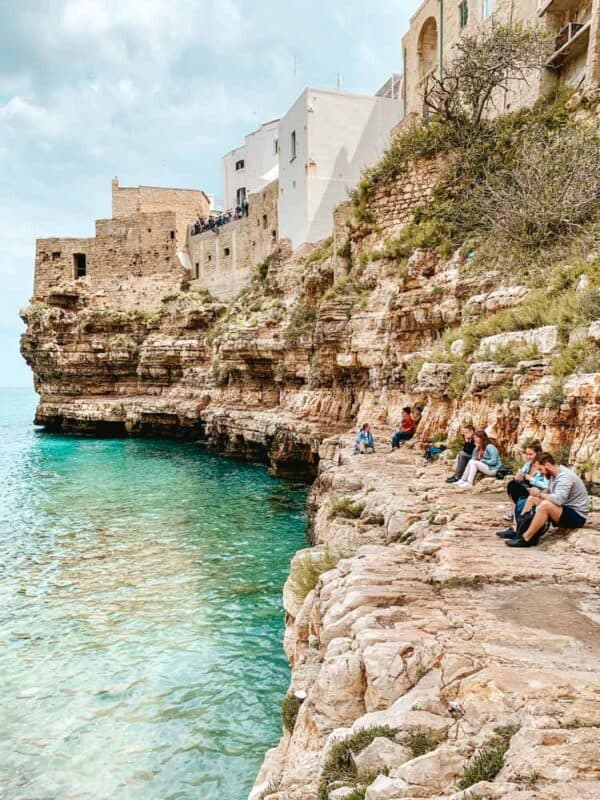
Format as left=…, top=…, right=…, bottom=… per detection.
left=392, top=431, right=413, bottom=448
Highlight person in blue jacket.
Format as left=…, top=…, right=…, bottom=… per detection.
left=496, top=440, right=549, bottom=538
left=456, top=430, right=501, bottom=488
left=353, top=423, right=375, bottom=455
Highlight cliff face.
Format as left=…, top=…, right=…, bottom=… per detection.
left=21, top=95, right=600, bottom=799
left=21, top=159, right=600, bottom=485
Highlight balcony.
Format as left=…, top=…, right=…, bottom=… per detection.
left=538, top=0, right=589, bottom=15
left=546, top=19, right=591, bottom=67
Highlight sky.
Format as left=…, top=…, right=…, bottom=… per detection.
left=0, top=0, right=412, bottom=387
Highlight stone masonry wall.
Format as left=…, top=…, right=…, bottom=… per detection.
left=188, top=180, right=279, bottom=300
left=111, top=179, right=211, bottom=244
left=34, top=211, right=185, bottom=301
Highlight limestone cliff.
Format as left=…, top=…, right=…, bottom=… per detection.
left=21, top=91, right=600, bottom=799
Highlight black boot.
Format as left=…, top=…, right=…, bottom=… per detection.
left=446, top=476, right=459, bottom=483
left=506, top=529, right=544, bottom=547
left=496, top=527, right=517, bottom=539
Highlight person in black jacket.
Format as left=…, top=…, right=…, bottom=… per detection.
left=446, top=425, right=476, bottom=483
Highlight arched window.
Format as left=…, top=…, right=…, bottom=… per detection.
left=418, top=17, right=438, bottom=80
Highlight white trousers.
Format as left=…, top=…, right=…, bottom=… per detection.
left=462, top=460, right=498, bottom=485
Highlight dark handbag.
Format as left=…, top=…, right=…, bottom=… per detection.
left=495, top=466, right=513, bottom=479
left=516, top=509, right=536, bottom=537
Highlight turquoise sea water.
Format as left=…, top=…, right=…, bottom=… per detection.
left=0, top=389, right=307, bottom=800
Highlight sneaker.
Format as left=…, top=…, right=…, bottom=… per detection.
left=496, top=527, right=517, bottom=539
left=455, top=481, right=470, bottom=489
left=503, top=512, right=514, bottom=521
left=446, top=476, right=458, bottom=484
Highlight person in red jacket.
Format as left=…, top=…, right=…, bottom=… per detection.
left=391, top=407, right=415, bottom=449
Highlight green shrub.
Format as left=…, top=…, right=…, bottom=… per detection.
left=404, top=356, right=426, bottom=389
left=294, top=549, right=340, bottom=600
left=358, top=90, right=597, bottom=268
left=551, top=341, right=600, bottom=379
left=482, top=341, right=540, bottom=367
left=539, top=380, right=566, bottom=409
left=456, top=726, right=518, bottom=791
left=282, top=694, right=303, bottom=733
left=323, top=275, right=358, bottom=302
left=404, top=728, right=440, bottom=758
left=318, top=727, right=397, bottom=800
left=351, top=119, right=459, bottom=209
left=284, top=305, right=317, bottom=346
left=306, top=237, right=334, bottom=266
left=448, top=359, right=469, bottom=400
left=493, top=381, right=519, bottom=404
left=331, top=497, right=366, bottom=519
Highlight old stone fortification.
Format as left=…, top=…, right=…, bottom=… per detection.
left=188, top=180, right=279, bottom=300
left=22, top=94, right=600, bottom=799
left=111, top=178, right=211, bottom=243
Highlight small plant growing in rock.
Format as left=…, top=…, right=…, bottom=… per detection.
left=284, top=305, right=317, bottom=346
left=294, top=549, right=340, bottom=600
left=403, top=727, right=441, bottom=758
left=539, top=380, right=566, bottom=409
left=456, top=725, right=518, bottom=790
left=281, top=694, right=303, bottom=733
left=318, top=727, right=397, bottom=800
left=331, top=497, right=366, bottom=520
left=404, top=356, right=425, bottom=390
left=493, top=381, right=519, bottom=404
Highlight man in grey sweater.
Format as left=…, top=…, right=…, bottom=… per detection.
left=506, top=452, right=589, bottom=548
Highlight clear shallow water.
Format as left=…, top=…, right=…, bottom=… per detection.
left=0, top=389, right=307, bottom=800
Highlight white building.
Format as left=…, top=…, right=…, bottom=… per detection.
left=221, top=118, right=280, bottom=210
left=277, top=88, right=404, bottom=249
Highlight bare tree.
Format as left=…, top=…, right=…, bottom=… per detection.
left=424, top=20, right=552, bottom=127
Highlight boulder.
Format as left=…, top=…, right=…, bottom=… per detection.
left=354, top=737, right=413, bottom=780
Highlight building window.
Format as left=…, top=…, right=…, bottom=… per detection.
left=73, top=253, right=87, bottom=278
left=262, top=214, right=268, bottom=229
left=224, top=247, right=231, bottom=256
left=52, top=251, right=61, bottom=260
left=170, top=230, right=175, bottom=239
left=459, top=0, right=469, bottom=28
left=207, top=254, right=212, bottom=262
left=274, top=138, right=279, bottom=155
left=235, top=159, right=245, bottom=171
left=195, top=262, right=199, bottom=278
left=236, top=187, right=246, bottom=206
left=291, top=130, right=297, bottom=161
left=482, top=0, right=493, bottom=17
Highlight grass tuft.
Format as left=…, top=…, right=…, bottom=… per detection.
left=318, top=727, right=397, bottom=800
left=331, top=497, right=366, bottom=519
left=282, top=694, right=303, bottom=733
left=456, top=725, right=518, bottom=790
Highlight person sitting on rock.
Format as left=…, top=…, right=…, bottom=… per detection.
left=496, top=440, right=548, bottom=538
left=505, top=452, right=589, bottom=547
left=455, top=430, right=501, bottom=488
left=353, top=423, right=375, bottom=455
left=391, top=407, right=415, bottom=449
left=446, top=425, right=476, bottom=483
left=412, top=404, right=424, bottom=426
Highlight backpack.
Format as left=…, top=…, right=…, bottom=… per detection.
left=495, top=465, right=513, bottom=480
